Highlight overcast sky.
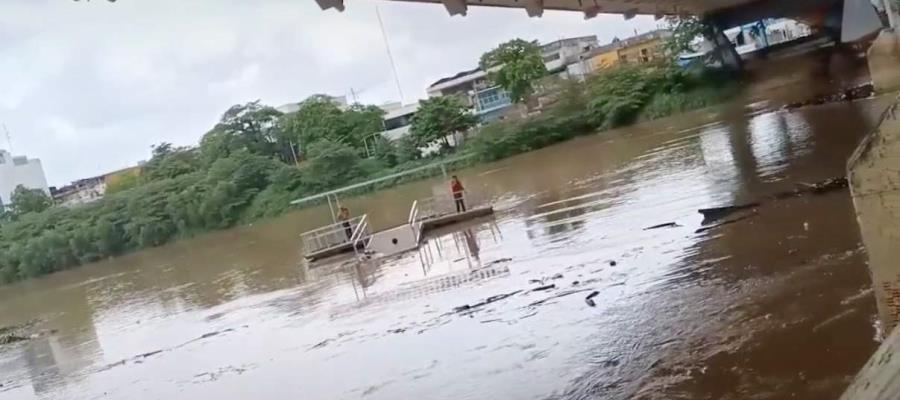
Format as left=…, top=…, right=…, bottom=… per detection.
left=0, top=0, right=658, bottom=186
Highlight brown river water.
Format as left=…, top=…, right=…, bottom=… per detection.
left=0, top=86, right=894, bottom=399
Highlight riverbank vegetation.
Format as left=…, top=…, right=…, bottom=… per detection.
left=0, top=59, right=737, bottom=284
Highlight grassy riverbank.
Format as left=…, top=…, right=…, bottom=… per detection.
left=0, top=64, right=737, bottom=284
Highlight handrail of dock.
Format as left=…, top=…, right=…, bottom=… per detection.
left=289, top=155, right=473, bottom=206
left=350, top=215, right=369, bottom=244
left=300, top=215, right=366, bottom=255
left=352, top=216, right=371, bottom=257
left=408, top=200, right=419, bottom=224
left=412, top=190, right=478, bottom=221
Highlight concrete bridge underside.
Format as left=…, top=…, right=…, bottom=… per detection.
left=315, top=0, right=842, bottom=27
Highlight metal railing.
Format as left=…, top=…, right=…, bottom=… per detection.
left=300, top=215, right=369, bottom=255
left=351, top=215, right=371, bottom=257
left=408, top=200, right=424, bottom=242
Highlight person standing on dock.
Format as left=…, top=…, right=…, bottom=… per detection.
left=339, top=207, right=353, bottom=240
left=450, top=175, right=466, bottom=213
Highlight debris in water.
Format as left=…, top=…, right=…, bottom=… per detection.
left=0, top=334, right=28, bottom=345
left=585, top=291, right=600, bottom=307
left=644, top=222, right=682, bottom=230
left=609, top=261, right=617, bottom=266
left=698, top=203, right=760, bottom=225
left=484, top=258, right=512, bottom=266
left=695, top=212, right=758, bottom=234
left=551, top=273, right=564, bottom=280
left=782, top=83, right=874, bottom=110
left=532, top=284, right=556, bottom=292
left=453, top=290, right=523, bottom=315
left=528, top=279, right=544, bottom=285
left=527, top=289, right=595, bottom=307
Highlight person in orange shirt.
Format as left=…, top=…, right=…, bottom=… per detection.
left=450, top=175, right=466, bottom=212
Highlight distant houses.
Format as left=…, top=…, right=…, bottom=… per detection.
left=277, top=32, right=675, bottom=152
left=51, top=165, right=142, bottom=208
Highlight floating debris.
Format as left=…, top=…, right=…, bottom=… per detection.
left=531, top=284, right=556, bottom=292
left=783, top=83, right=875, bottom=110
left=585, top=291, right=600, bottom=307
left=644, top=222, right=682, bottom=230
left=699, top=203, right=760, bottom=225
left=695, top=212, right=758, bottom=234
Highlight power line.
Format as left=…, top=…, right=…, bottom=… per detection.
left=375, top=5, right=405, bottom=104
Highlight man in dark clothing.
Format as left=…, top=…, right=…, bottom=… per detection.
left=450, top=176, right=466, bottom=212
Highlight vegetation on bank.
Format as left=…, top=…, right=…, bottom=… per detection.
left=0, top=60, right=737, bottom=284
left=467, top=64, right=737, bottom=161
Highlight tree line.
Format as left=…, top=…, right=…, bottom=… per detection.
left=0, top=31, right=733, bottom=284
left=0, top=92, right=481, bottom=283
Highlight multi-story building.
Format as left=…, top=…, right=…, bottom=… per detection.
left=0, top=150, right=50, bottom=210
left=426, top=66, right=513, bottom=122
left=51, top=177, right=106, bottom=207
left=426, top=36, right=601, bottom=121
left=575, top=30, right=672, bottom=75
left=540, top=35, right=599, bottom=74
left=51, top=165, right=142, bottom=208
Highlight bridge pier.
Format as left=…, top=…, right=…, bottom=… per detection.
left=868, top=29, right=900, bottom=92
left=703, top=22, right=744, bottom=71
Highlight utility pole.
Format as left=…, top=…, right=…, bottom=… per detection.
left=1, top=124, right=12, bottom=153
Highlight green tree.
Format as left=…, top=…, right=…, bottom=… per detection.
left=280, top=95, right=385, bottom=156
left=200, top=101, right=285, bottom=164
left=409, top=96, right=477, bottom=148
left=301, top=140, right=362, bottom=191
left=9, top=186, right=52, bottom=215
left=105, top=169, right=141, bottom=194
left=479, top=38, right=548, bottom=102
left=664, top=16, right=706, bottom=62
left=142, top=143, right=201, bottom=181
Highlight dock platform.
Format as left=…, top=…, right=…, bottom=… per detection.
left=305, top=240, right=367, bottom=262
left=420, top=206, right=495, bottom=231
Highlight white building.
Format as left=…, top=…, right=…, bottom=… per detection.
left=0, top=150, right=50, bottom=210
left=540, top=35, right=599, bottom=75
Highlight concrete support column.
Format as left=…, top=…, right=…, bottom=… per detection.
left=884, top=0, right=898, bottom=28
left=848, top=98, right=900, bottom=334
left=867, top=28, right=900, bottom=93
left=843, top=96, right=900, bottom=399
left=703, top=22, right=744, bottom=71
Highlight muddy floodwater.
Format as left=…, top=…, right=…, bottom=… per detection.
left=1, top=91, right=895, bottom=399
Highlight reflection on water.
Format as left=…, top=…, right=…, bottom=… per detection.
left=0, top=97, right=892, bottom=400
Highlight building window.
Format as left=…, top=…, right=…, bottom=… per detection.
left=542, top=53, right=561, bottom=63
left=476, top=87, right=511, bottom=111
left=640, top=48, right=650, bottom=63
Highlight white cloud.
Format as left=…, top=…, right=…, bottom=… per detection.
left=0, top=0, right=657, bottom=186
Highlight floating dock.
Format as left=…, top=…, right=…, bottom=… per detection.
left=420, top=206, right=494, bottom=231
left=300, top=191, right=494, bottom=263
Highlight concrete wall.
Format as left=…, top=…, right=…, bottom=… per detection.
left=617, top=37, right=667, bottom=64
left=841, top=319, right=900, bottom=399
left=0, top=151, right=50, bottom=208
left=589, top=50, right=620, bottom=70
left=848, top=95, right=900, bottom=332
left=868, top=29, right=900, bottom=93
